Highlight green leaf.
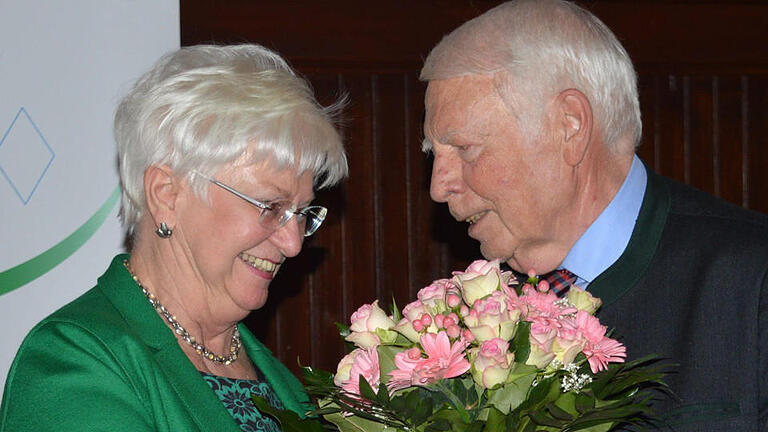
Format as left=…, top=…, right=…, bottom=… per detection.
left=574, top=392, right=595, bottom=413
left=376, top=381, right=391, bottom=404
left=389, top=392, right=407, bottom=414
left=302, top=366, right=335, bottom=389
left=428, top=379, right=473, bottom=424
left=391, top=296, right=402, bottom=322
left=405, top=389, right=423, bottom=417
left=566, top=403, right=651, bottom=429
left=511, top=321, right=531, bottom=363
left=528, top=409, right=566, bottom=428
left=546, top=402, right=574, bottom=421
left=488, top=374, right=534, bottom=414
left=566, top=422, right=614, bottom=432
left=525, top=376, right=559, bottom=407
left=411, top=397, right=434, bottom=426
left=552, top=391, right=577, bottom=415
left=465, top=422, right=485, bottom=432
left=358, top=375, right=377, bottom=401
left=483, top=406, right=507, bottom=432
left=251, top=395, right=327, bottom=432
left=425, top=418, right=453, bottom=431
left=324, top=412, right=391, bottom=432
left=376, top=345, right=403, bottom=385
left=336, top=322, right=351, bottom=339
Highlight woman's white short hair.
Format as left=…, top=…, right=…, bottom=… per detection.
left=421, top=0, right=640, bottom=154
left=115, top=44, right=348, bottom=235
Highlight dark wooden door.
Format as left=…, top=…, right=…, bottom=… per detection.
left=181, top=0, right=768, bottom=374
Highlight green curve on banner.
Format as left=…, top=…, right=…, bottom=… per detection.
left=0, top=185, right=121, bottom=297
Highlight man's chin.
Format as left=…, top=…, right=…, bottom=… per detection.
left=478, top=243, right=516, bottom=267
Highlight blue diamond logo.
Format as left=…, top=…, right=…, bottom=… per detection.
left=0, top=107, right=55, bottom=204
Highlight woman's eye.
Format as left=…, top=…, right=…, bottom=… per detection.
left=266, top=200, right=291, bottom=213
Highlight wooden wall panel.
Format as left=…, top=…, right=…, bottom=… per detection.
left=635, top=73, right=768, bottom=214
left=747, top=78, right=768, bottom=214
left=184, top=1, right=768, bottom=376
left=372, top=74, right=411, bottom=304
left=339, top=75, right=378, bottom=311
left=717, top=77, right=746, bottom=205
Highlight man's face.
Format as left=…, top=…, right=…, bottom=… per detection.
left=425, top=74, right=574, bottom=273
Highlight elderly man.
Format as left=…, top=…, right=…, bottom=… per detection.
left=422, top=0, right=768, bottom=430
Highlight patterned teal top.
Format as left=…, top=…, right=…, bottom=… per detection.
left=201, top=371, right=284, bottom=432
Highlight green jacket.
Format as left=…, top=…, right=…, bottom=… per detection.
left=0, top=254, right=311, bottom=431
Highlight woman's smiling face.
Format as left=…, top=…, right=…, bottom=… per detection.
left=175, top=161, right=314, bottom=313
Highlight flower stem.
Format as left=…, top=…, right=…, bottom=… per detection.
left=435, top=380, right=471, bottom=424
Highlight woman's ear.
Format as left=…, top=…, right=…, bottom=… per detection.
left=556, top=88, right=593, bottom=167
left=143, top=165, right=182, bottom=229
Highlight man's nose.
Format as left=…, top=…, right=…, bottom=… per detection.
left=430, top=151, right=463, bottom=203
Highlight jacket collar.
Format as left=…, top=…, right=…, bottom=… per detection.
left=588, top=164, right=670, bottom=307
left=97, top=255, right=304, bottom=429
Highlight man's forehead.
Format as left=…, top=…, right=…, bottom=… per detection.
left=425, top=75, right=501, bottom=141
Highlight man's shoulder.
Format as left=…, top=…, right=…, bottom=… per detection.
left=658, top=174, right=768, bottom=232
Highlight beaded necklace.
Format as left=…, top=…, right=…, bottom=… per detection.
left=123, top=260, right=242, bottom=365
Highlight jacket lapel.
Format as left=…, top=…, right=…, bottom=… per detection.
left=98, top=255, right=240, bottom=431
left=239, top=324, right=307, bottom=416
left=589, top=165, right=670, bottom=307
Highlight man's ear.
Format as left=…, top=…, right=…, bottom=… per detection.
left=556, top=89, right=593, bottom=167
left=143, top=165, right=181, bottom=229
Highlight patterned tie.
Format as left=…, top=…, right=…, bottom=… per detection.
left=543, top=268, right=577, bottom=297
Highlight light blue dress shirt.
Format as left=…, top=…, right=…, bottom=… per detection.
left=560, top=155, right=647, bottom=289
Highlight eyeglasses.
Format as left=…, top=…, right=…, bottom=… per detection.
left=195, top=173, right=327, bottom=237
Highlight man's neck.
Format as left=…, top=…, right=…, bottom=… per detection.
left=561, top=154, right=647, bottom=287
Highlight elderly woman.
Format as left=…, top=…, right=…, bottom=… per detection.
left=0, top=44, right=346, bottom=431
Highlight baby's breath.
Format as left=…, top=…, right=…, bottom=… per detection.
left=560, top=362, right=593, bottom=393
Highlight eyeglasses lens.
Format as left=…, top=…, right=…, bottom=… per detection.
left=257, top=203, right=326, bottom=237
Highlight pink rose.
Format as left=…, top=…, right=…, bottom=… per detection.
left=401, top=300, right=428, bottom=321
left=470, top=338, right=515, bottom=389
left=417, top=278, right=455, bottom=313
left=346, top=300, right=396, bottom=349
left=566, top=285, right=602, bottom=314
left=526, top=325, right=556, bottom=369
left=392, top=300, right=438, bottom=342
left=463, top=291, right=521, bottom=342
left=452, top=259, right=513, bottom=306
left=349, top=300, right=396, bottom=332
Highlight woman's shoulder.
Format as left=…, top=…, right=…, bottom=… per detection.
left=18, top=254, right=142, bottom=357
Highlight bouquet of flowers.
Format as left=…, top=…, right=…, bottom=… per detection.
left=253, top=260, right=666, bottom=432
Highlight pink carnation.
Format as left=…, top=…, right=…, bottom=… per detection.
left=387, top=331, right=470, bottom=392
left=338, top=347, right=381, bottom=396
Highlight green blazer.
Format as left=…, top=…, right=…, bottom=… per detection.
left=0, top=255, right=311, bottom=431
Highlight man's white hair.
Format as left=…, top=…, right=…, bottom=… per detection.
left=115, top=44, right=348, bottom=235
left=421, top=0, right=640, bottom=153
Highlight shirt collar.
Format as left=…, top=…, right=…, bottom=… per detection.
left=560, top=155, right=647, bottom=288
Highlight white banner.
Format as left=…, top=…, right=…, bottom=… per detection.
left=0, top=0, right=179, bottom=395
